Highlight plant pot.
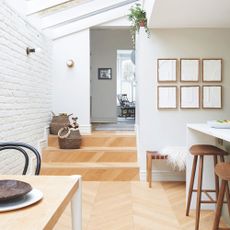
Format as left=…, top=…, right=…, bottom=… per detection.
left=139, top=20, right=145, bottom=27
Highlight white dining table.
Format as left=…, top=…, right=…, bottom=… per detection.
left=0, top=175, right=82, bottom=230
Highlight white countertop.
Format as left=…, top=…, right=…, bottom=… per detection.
left=187, top=123, right=230, bottom=142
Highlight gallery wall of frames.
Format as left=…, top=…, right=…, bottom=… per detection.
left=157, top=58, right=223, bottom=110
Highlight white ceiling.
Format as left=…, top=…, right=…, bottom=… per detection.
left=148, top=0, right=230, bottom=28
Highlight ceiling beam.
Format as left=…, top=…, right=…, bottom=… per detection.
left=40, top=0, right=138, bottom=29
left=27, top=0, right=73, bottom=15
left=47, top=3, right=133, bottom=40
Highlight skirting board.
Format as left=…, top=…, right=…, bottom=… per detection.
left=91, top=117, right=117, bottom=123
left=37, top=126, right=50, bottom=158
left=140, top=170, right=186, bottom=182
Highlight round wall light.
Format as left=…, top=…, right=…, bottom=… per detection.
left=66, top=59, right=75, bottom=68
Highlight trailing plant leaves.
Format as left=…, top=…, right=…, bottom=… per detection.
left=127, top=3, right=150, bottom=48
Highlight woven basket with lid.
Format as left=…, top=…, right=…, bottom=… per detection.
left=50, top=113, right=72, bottom=135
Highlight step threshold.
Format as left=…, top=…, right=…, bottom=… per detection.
left=49, top=132, right=136, bottom=137
left=45, top=146, right=137, bottom=151
left=42, top=162, right=139, bottom=169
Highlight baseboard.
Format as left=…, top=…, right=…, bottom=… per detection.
left=79, top=125, right=92, bottom=134
left=37, top=126, right=49, bottom=157
left=140, top=170, right=186, bottom=182
left=91, top=117, right=117, bottom=123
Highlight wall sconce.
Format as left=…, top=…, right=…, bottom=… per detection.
left=26, top=47, right=41, bottom=55
left=66, top=59, right=75, bottom=68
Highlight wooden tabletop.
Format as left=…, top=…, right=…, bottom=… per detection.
left=0, top=175, right=80, bottom=230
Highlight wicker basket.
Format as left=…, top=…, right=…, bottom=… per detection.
left=50, top=113, right=71, bottom=135
left=58, top=127, right=81, bottom=149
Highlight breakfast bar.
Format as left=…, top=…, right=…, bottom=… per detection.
left=187, top=123, right=230, bottom=225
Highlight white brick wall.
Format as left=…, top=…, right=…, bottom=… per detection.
left=0, top=1, right=52, bottom=173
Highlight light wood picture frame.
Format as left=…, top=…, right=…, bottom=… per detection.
left=180, top=86, right=200, bottom=109
left=157, top=59, right=177, bottom=82
left=202, top=86, right=222, bottom=109
left=202, top=59, right=222, bottom=82
left=180, top=58, right=200, bottom=82
left=157, top=86, right=177, bottom=109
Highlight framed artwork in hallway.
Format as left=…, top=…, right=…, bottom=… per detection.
left=202, top=85, right=222, bottom=109
left=157, top=59, right=177, bottom=82
left=180, top=58, right=200, bottom=82
left=202, top=58, right=222, bottom=82
left=157, top=86, right=177, bottom=109
left=180, top=86, right=200, bottom=109
left=98, top=68, right=112, bottom=80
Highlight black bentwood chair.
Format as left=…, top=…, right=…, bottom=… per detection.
left=0, top=142, right=41, bottom=175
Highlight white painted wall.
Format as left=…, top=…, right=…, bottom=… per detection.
left=136, top=28, right=230, bottom=181
left=0, top=1, right=52, bottom=174
left=90, top=29, right=132, bottom=122
left=52, top=29, right=91, bottom=133
left=0, top=0, right=52, bottom=145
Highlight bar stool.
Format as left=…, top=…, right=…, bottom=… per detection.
left=186, top=145, right=228, bottom=230
left=212, top=163, right=230, bottom=230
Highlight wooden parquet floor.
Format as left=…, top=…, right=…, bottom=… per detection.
left=53, top=181, right=229, bottom=230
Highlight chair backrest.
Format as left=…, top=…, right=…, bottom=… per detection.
left=117, top=94, right=130, bottom=107
left=0, top=142, right=41, bottom=175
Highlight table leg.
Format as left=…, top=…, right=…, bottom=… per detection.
left=71, top=176, right=82, bottom=230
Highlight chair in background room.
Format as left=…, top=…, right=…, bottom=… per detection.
left=117, top=94, right=135, bottom=118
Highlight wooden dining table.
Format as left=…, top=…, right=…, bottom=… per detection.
left=0, top=175, right=82, bottom=230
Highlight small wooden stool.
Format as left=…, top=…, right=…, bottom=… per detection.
left=212, top=163, right=230, bottom=230
left=186, top=145, right=229, bottom=230
left=146, top=151, right=168, bottom=188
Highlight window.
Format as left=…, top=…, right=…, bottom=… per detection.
left=117, top=50, right=136, bottom=103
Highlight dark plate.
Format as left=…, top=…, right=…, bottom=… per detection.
left=0, top=180, right=32, bottom=202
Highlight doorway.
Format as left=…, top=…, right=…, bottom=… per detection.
left=116, top=50, right=136, bottom=128
left=90, top=29, right=135, bottom=131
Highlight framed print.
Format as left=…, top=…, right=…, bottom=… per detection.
left=98, top=68, right=112, bottom=80
left=180, top=58, right=200, bottom=82
left=202, top=59, right=222, bottom=82
left=180, top=86, right=200, bottom=109
left=157, top=86, right=177, bottom=109
left=157, top=59, right=177, bottom=82
left=202, top=86, right=222, bottom=109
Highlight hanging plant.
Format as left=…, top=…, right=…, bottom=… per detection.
left=127, top=3, right=150, bottom=47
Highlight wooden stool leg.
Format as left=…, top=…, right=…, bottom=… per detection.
left=212, top=180, right=227, bottom=230
left=219, top=155, right=230, bottom=214
left=225, top=183, right=230, bottom=215
left=195, top=156, right=204, bottom=230
left=219, top=155, right=225, bottom=163
left=213, top=156, right=219, bottom=202
left=146, top=154, right=149, bottom=182
left=147, top=153, right=152, bottom=188
left=186, top=156, right=198, bottom=216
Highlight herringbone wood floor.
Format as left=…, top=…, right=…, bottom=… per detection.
left=53, top=181, right=228, bottom=230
